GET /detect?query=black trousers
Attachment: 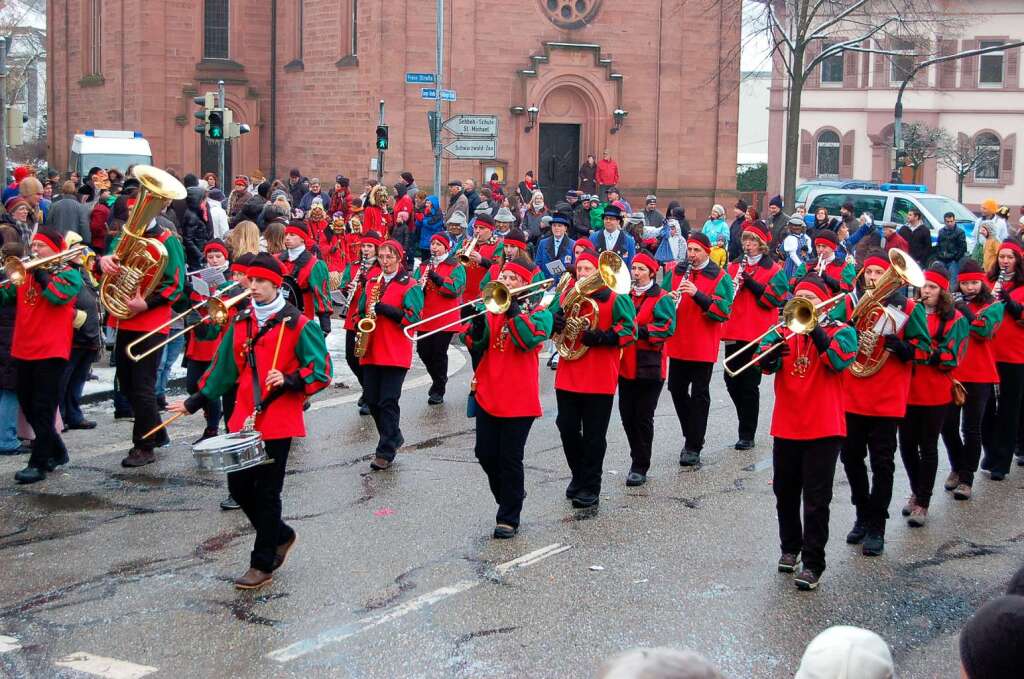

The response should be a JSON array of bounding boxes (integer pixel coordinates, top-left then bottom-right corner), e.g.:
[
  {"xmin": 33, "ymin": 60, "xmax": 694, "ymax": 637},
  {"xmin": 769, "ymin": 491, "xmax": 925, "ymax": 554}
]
[
  {"xmin": 667, "ymin": 359, "xmax": 714, "ymax": 452},
  {"xmin": 222, "ymin": 385, "xmax": 237, "ymax": 428},
  {"xmin": 58, "ymin": 346, "xmax": 97, "ymax": 427},
  {"xmin": 226, "ymin": 438, "xmax": 295, "ymax": 573},
  {"xmin": 344, "ymin": 329, "xmax": 364, "ymax": 388},
  {"xmin": 556, "ymin": 389, "xmax": 614, "ymax": 497},
  {"xmin": 723, "ymin": 341, "xmax": 763, "ymax": 441},
  {"xmin": 772, "ymin": 436, "xmax": 842, "ymax": 574},
  {"xmin": 982, "ymin": 362, "xmax": 1024, "ymax": 475},
  {"xmin": 840, "ymin": 413, "xmax": 898, "ymax": 532},
  {"xmin": 942, "ymin": 382, "xmax": 993, "ymax": 486},
  {"xmin": 363, "ymin": 365, "xmax": 407, "ymax": 461},
  {"xmin": 416, "ymin": 330, "xmax": 453, "ymax": 397},
  {"xmin": 617, "ymin": 377, "xmax": 664, "ymax": 473},
  {"xmin": 115, "ymin": 330, "xmax": 163, "ymax": 451},
  {"xmin": 475, "ymin": 408, "xmax": 534, "ymax": 528},
  {"xmin": 17, "ymin": 358, "xmax": 68, "ymax": 469},
  {"xmin": 899, "ymin": 404, "xmax": 949, "ymax": 508},
  {"xmin": 186, "ymin": 359, "xmax": 222, "ymax": 432}
]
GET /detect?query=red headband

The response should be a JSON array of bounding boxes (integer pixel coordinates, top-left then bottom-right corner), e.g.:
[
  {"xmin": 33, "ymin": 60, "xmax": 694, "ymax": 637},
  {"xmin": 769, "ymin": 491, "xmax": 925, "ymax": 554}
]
[
  {"xmin": 863, "ymin": 255, "xmax": 889, "ymax": 271},
  {"xmin": 633, "ymin": 252, "xmax": 659, "ymax": 274},
  {"xmin": 924, "ymin": 270, "xmax": 950, "ymax": 291},
  {"xmin": 229, "ymin": 262, "xmax": 250, "ymax": 275},
  {"xmin": 360, "ymin": 235, "xmax": 382, "ymax": 247},
  {"xmin": 958, "ymin": 272, "xmax": 987, "ymax": 283},
  {"xmin": 32, "ymin": 232, "xmax": 65, "ymax": 253},
  {"xmin": 576, "ymin": 252, "xmax": 599, "ymax": 269},
  {"xmin": 430, "ymin": 233, "xmax": 450, "ymax": 249},
  {"xmin": 999, "ymin": 240, "xmax": 1023, "ymax": 256},
  {"xmin": 502, "ymin": 261, "xmax": 533, "ymax": 283},
  {"xmin": 233, "ymin": 178, "xmax": 247, "ymax": 187},
  {"xmin": 204, "ymin": 242, "xmax": 229, "ymax": 259},
  {"xmin": 379, "ymin": 239, "xmax": 404, "ymax": 260},
  {"xmin": 795, "ymin": 280, "xmax": 830, "ymax": 301},
  {"xmin": 503, "ymin": 238, "xmax": 527, "ymax": 250},
  {"xmin": 247, "ymin": 266, "xmax": 283, "ymax": 286},
  {"xmin": 743, "ymin": 224, "xmax": 771, "ymax": 244},
  {"xmin": 688, "ymin": 237, "xmax": 711, "ymax": 254},
  {"xmin": 814, "ymin": 235, "xmax": 837, "ymax": 250}
]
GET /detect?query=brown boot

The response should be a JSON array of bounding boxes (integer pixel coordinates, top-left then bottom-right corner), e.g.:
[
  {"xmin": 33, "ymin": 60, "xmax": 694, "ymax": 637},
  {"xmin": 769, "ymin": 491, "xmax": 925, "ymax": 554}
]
[
  {"xmin": 234, "ymin": 568, "xmax": 273, "ymax": 590},
  {"xmin": 370, "ymin": 457, "xmax": 392, "ymax": 471},
  {"xmin": 121, "ymin": 448, "xmax": 156, "ymax": 468},
  {"xmin": 274, "ymin": 533, "xmax": 297, "ymax": 570}
]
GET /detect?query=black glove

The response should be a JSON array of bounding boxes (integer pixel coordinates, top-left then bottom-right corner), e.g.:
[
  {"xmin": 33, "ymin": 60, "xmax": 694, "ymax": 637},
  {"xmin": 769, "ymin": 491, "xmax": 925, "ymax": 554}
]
[
  {"xmin": 927, "ymin": 351, "xmax": 943, "ymax": 367},
  {"xmin": 1004, "ymin": 295, "xmax": 1023, "ymax": 320},
  {"xmin": 470, "ymin": 312, "xmax": 486, "ymax": 335},
  {"xmin": 883, "ymin": 334, "xmax": 914, "ymax": 362},
  {"xmin": 428, "ymin": 271, "xmax": 445, "ymax": 287},
  {"xmin": 505, "ymin": 297, "xmax": 521, "ymax": 317},
  {"xmin": 374, "ymin": 303, "xmax": 404, "ymax": 323},
  {"xmin": 478, "ymin": 257, "xmax": 492, "ymax": 269},
  {"xmin": 691, "ymin": 290, "xmax": 712, "ymax": 312},
  {"xmin": 809, "ymin": 325, "xmax": 831, "ymax": 354},
  {"xmin": 821, "ymin": 274, "xmax": 841, "ymax": 292},
  {"xmin": 674, "ymin": 261, "xmax": 688, "ymax": 276},
  {"xmin": 776, "ymin": 341, "xmax": 791, "ymax": 358},
  {"xmin": 998, "ymin": 286, "xmax": 1011, "ymax": 302},
  {"xmin": 282, "ymin": 371, "xmax": 305, "ymax": 392},
  {"xmin": 637, "ymin": 326, "xmax": 650, "ymax": 341},
  {"xmin": 32, "ymin": 268, "xmax": 51, "ymax": 287},
  {"xmin": 955, "ymin": 301, "xmax": 977, "ymax": 323},
  {"xmin": 552, "ymin": 311, "xmax": 566, "ymax": 334},
  {"xmin": 318, "ymin": 313, "xmax": 332, "ymax": 336},
  {"xmin": 744, "ymin": 278, "xmax": 766, "ymax": 298},
  {"xmin": 581, "ymin": 328, "xmax": 617, "ymax": 347}
]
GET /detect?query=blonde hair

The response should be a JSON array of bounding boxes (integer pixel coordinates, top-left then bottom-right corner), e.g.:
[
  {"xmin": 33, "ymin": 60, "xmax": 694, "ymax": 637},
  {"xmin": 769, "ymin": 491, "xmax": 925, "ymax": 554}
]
[
  {"xmin": 226, "ymin": 220, "xmax": 260, "ymax": 257},
  {"xmin": 263, "ymin": 222, "xmax": 286, "ymax": 255}
]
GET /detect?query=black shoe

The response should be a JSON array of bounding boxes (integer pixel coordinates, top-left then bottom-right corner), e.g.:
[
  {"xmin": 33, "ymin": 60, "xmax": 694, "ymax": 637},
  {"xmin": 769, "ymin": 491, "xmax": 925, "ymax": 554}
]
[
  {"xmin": 862, "ymin": 532, "xmax": 885, "ymax": 556},
  {"xmin": 358, "ymin": 403, "xmax": 370, "ymax": 416},
  {"xmin": 67, "ymin": 420, "xmax": 97, "ymax": 430},
  {"xmin": 565, "ymin": 482, "xmax": 581, "ymax": 499},
  {"xmin": 220, "ymin": 496, "xmax": 241, "ymax": 511},
  {"xmin": 357, "ymin": 396, "xmax": 366, "ymax": 408},
  {"xmin": 571, "ymin": 492, "xmax": 599, "ymax": 509},
  {"xmin": 45, "ymin": 453, "xmax": 70, "ymax": 472},
  {"xmin": 794, "ymin": 568, "xmax": 821, "ymax": 591},
  {"xmin": 678, "ymin": 449, "xmax": 700, "ymax": 467},
  {"xmin": 846, "ymin": 521, "xmax": 867, "ymax": 545},
  {"xmin": 193, "ymin": 428, "xmax": 218, "ymax": 445},
  {"xmin": 777, "ymin": 553, "xmax": 800, "ymax": 573},
  {"xmin": 114, "ymin": 410, "xmax": 134, "ymax": 421},
  {"xmin": 427, "ymin": 393, "xmax": 444, "ymax": 405},
  {"xmin": 370, "ymin": 457, "xmax": 392, "ymax": 471},
  {"xmin": 493, "ymin": 524, "xmax": 518, "ymax": 539},
  {"xmin": 990, "ymin": 471, "xmax": 1006, "ymax": 481},
  {"xmin": 14, "ymin": 465, "xmax": 45, "ymax": 484},
  {"xmin": 734, "ymin": 439, "xmax": 755, "ymax": 451},
  {"xmin": 625, "ymin": 471, "xmax": 647, "ymax": 487},
  {"xmin": 980, "ymin": 456, "xmax": 992, "ymax": 471}
]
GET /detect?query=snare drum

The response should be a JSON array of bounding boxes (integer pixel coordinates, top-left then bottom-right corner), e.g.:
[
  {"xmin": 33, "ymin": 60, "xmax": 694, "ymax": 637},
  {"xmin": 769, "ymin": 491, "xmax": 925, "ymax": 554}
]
[{"xmin": 192, "ymin": 431, "xmax": 268, "ymax": 473}]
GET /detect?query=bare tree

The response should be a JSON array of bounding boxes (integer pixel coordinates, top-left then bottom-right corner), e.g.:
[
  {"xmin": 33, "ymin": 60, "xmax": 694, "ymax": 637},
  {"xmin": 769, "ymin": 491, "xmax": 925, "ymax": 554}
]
[
  {"xmin": 900, "ymin": 121, "xmax": 949, "ymax": 183},
  {"xmin": 938, "ymin": 134, "xmax": 999, "ymax": 204}
]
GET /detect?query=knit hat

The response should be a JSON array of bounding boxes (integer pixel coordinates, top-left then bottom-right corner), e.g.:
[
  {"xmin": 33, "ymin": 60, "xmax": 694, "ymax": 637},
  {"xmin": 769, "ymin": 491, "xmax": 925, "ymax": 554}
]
[
  {"xmin": 429, "ymin": 232, "xmax": 451, "ymax": 249},
  {"xmin": 959, "ymin": 595, "xmax": 1024, "ymax": 679},
  {"xmin": 575, "ymin": 238, "xmax": 597, "ymax": 254},
  {"xmin": 503, "ymin": 229, "xmax": 528, "ymax": 251},
  {"xmin": 768, "ymin": 195, "xmax": 783, "ymax": 209},
  {"xmin": 285, "ymin": 219, "xmax": 312, "ymax": 245},
  {"xmin": 494, "ymin": 207, "xmax": 516, "ymax": 223},
  {"xmin": 576, "ymin": 251, "xmax": 599, "ymax": 270},
  {"xmin": 814, "ymin": 230, "xmax": 839, "ymax": 249},
  {"xmin": 271, "ymin": 189, "xmax": 290, "ymax": 203},
  {"xmin": 32, "ymin": 228, "xmax": 66, "ymax": 253},
  {"xmin": 645, "ymin": 194, "xmax": 658, "ymax": 204},
  {"xmin": 602, "ymin": 204, "xmax": 625, "ymax": 221},
  {"xmin": 12, "ymin": 166, "xmax": 30, "ymax": 183},
  {"xmin": 735, "ymin": 199, "xmax": 749, "ymax": 211},
  {"xmin": 711, "ymin": 204, "xmax": 725, "ymax": 217},
  {"xmin": 360, "ymin": 230, "xmax": 382, "ymax": 247},
  {"xmin": 209, "ymin": 188, "xmax": 226, "ymax": 202},
  {"xmin": 633, "ymin": 252, "xmax": 659, "ymax": 274},
  {"xmin": 379, "ymin": 238, "xmax": 404, "ymax": 260},
  {"xmin": 795, "ymin": 275, "xmax": 831, "ymax": 302},
  {"xmin": 924, "ymin": 262, "xmax": 951, "ymax": 291},
  {"xmin": 4, "ymin": 197, "xmax": 29, "ymax": 215},
  {"xmin": 688, "ymin": 232, "xmax": 712, "ymax": 254},
  {"xmin": 204, "ymin": 239, "xmax": 229, "ymax": 259},
  {"xmin": 795, "ymin": 626, "xmax": 895, "ymax": 679},
  {"xmin": 247, "ymin": 253, "xmax": 284, "ymax": 286},
  {"xmin": 743, "ymin": 221, "xmax": 771, "ymax": 244},
  {"xmin": 958, "ymin": 258, "xmax": 987, "ymax": 283},
  {"xmin": 257, "ymin": 182, "xmax": 271, "ymax": 199},
  {"xmin": 981, "ymin": 198, "xmax": 999, "ymax": 213},
  {"xmin": 446, "ymin": 211, "xmax": 467, "ymax": 226}
]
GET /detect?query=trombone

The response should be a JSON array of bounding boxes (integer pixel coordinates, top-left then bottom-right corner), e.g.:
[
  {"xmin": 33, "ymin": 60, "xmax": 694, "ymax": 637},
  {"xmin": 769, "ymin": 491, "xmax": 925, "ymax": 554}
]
[
  {"xmin": 722, "ymin": 293, "xmax": 846, "ymax": 377},
  {"xmin": 1, "ymin": 245, "xmax": 91, "ymax": 286},
  {"xmin": 402, "ymin": 278, "xmax": 553, "ymax": 340},
  {"xmin": 125, "ymin": 282, "xmax": 251, "ymax": 361}
]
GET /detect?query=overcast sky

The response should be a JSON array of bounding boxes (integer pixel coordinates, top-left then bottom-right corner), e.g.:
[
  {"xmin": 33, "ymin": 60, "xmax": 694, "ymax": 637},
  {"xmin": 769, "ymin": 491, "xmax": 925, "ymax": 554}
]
[{"xmin": 742, "ymin": 0, "xmax": 773, "ymax": 72}]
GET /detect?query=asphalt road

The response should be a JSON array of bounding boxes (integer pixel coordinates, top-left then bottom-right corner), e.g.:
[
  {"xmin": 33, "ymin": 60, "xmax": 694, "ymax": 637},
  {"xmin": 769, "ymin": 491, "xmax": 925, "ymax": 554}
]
[{"xmin": 0, "ymin": 344, "xmax": 1022, "ymax": 679}]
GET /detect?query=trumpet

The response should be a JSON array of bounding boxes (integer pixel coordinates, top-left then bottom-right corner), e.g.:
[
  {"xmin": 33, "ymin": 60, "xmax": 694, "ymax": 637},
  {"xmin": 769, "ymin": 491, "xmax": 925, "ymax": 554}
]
[
  {"xmin": 125, "ymin": 282, "xmax": 250, "ymax": 361},
  {"xmin": 722, "ymin": 293, "xmax": 846, "ymax": 377},
  {"xmin": 458, "ymin": 236, "xmax": 479, "ymax": 265},
  {"xmin": 1, "ymin": 245, "xmax": 91, "ymax": 286},
  {"xmin": 403, "ymin": 278, "xmax": 553, "ymax": 340}
]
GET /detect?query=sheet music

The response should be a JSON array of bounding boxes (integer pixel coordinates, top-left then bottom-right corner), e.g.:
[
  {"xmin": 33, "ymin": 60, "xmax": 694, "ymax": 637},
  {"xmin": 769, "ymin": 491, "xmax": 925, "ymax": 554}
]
[
  {"xmin": 190, "ymin": 266, "xmax": 227, "ymax": 298},
  {"xmin": 872, "ymin": 304, "xmax": 909, "ymax": 335},
  {"xmin": 545, "ymin": 260, "xmax": 567, "ymax": 277}
]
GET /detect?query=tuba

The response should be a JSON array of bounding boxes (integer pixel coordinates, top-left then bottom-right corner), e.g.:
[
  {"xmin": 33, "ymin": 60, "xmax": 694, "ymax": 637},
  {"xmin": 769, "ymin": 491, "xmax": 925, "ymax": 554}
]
[
  {"xmin": 556, "ymin": 250, "xmax": 630, "ymax": 361},
  {"xmin": 99, "ymin": 165, "xmax": 187, "ymax": 319},
  {"xmin": 847, "ymin": 248, "xmax": 925, "ymax": 378}
]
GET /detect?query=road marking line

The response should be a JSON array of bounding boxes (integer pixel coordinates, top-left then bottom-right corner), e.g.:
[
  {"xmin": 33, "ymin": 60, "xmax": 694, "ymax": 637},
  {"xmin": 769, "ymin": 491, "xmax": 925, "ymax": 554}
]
[
  {"xmin": 268, "ymin": 542, "xmax": 571, "ymax": 663},
  {"xmin": 54, "ymin": 653, "xmax": 157, "ymax": 679},
  {"xmin": 0, "ymin": 635, "xmax": 20, "ymax": 653}
]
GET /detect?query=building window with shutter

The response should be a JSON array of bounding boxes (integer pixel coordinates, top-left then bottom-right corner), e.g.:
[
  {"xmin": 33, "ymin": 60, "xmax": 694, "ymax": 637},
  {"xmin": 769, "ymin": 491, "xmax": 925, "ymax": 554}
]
[
  {"xmin": 816, "ymin": 131, "xmax": 841, "ymax": 178},
  {"xmin": 974, "ymin": 132, "xmax": 1001, "ymax": 181},
  {"xmin": 821, "ymin": 44, "xmax": 844, "ymax": 85},
  {"xmin": 979, "ymin": 40, "xmax": 1005, "ymax": 86},
  {"xmin": 204, "ymin": 0, "xmax": 230, "ymax": 60},
  {"xmin": 890, "ymin": 38, "xmax": 915, "ymax": 83}
]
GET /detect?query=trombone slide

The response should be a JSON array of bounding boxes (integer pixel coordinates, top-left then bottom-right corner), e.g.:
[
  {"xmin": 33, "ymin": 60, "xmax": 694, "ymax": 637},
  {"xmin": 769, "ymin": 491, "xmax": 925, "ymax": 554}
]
[
  {"xmin": 402, "ymin": 278, "xmax": 553, "ymax": 340},
  {"xmin": 125, "ymin": 281, "xmax": 244, "ymax": 362}
]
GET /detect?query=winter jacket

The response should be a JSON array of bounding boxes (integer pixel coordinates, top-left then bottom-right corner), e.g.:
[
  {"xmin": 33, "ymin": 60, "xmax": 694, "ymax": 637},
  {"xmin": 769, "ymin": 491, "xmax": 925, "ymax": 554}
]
[
  {"xmin": 417, "ymin": 195, "xmax": 445, "ymax": 250},
  {"xmin": 702, "ymin": 218, "xmax": 730, "ymax": 248},
  {"xmin": 89, "ymin": 202, "xmax": 111, "ymax": 251},
  {"xmin": 522, "ymin": 207, "xmax": 548, "ymax": 244},
  {"xmin": 767, "ymin": 211, "xmax": 791, "ymax": 256},
  {"xmin": 728, "ymin": 217, "xmax": 746, "ymax": 261},
  {"xmin": 179, "ymin": 187, "xmax": 213, "ymax": 269},
  {"xmin": 579, "ymin": 162, "xmax": 597, "ymax": 194},
  {"xmin": 898, "ymin": 223, "xmax": 933, "ymax": 267},
  {"xmin": 517, "ymin": 181, "xmax": 537, "ymax": 205},
  {"xmin": 298, "ymin": 190, "xmax": 331, "ymax": 214},
  {"xmin": 230, "ymin": 193, "xmax": 267, "ymax": 228},
  {"xmin": 935, "ymin": 225, "xmax": 967, "ymax": 263},
  {"xmin": 208, "ymin": 199, "xmax": 229, "ymax": 239},
  {"xmin": 46, "ymin": 195, "xmax": 91, "ymax": 242},
  {"xmin": 445, "ymin": 191, "xmax": 469, "ymax": 224},
  {"xmin": 596, "ymin": 159, "xmax": 619, "ymax": 186},
  {"xmin": 286, "ymin": 178, "xmax": 308, "ymax": 206},
  {"xmin": 464, "ymin": 189, "xmax": 481, "ymax": 216},
  {"xmin": 72, "ymin": 275, "xmax": 102, "ymax": 351}
]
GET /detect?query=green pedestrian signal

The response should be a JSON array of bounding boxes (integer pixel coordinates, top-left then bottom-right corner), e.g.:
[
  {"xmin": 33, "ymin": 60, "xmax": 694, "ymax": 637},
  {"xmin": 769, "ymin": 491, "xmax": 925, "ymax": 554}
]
[
  {"xmin": 208, "ymin": 110, "xmax": 224, "ymax": 139},
  {"xmin": 375, "ymin": 125, "xmax": 389, "ymax": 151}
]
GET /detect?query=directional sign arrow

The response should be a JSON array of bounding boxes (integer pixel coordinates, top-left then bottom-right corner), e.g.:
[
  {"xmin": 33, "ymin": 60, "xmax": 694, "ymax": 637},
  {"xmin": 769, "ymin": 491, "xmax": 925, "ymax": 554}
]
[
  {"xmin": 442, "ymin": 115, "xmax": 498, "ymax": 137},
  {"xmin": 443, "ymin": 137, "xmax": 497, "ymax": 159}
]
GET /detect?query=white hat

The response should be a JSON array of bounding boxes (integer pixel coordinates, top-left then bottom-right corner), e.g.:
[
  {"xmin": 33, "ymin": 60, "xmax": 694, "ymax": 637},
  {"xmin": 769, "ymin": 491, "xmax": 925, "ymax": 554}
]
[
  {"xmin": 446, "ymin": 211, "xmax": 467, "ymax": 226},
  {"xmin": 795, "ymin": 626, "xmax": 894, "ymax": 679},
  {"xmin": 494, "ymin": 207, "xmax": 516, "ymax": 223}
]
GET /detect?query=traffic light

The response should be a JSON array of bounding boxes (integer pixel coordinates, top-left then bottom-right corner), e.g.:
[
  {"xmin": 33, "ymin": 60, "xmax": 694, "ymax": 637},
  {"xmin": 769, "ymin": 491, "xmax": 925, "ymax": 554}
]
[
  {"xmin": 193, "ymin": 93, "xmax": 214, "ymax": 135},
  {"xmin": 207, "ymin": 109, "xmax": 224, "ymax": 140},
  {"xmin": 375, "ymin": 125, "xmax": 389, "ymax": 151}
]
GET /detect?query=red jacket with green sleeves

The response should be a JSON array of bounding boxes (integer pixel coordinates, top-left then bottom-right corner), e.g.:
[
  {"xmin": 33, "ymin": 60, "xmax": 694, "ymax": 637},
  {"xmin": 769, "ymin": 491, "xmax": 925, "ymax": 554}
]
[
  {"xmin": 0, "ymin": 265, "xmax": 82, "ymax": 360},
  {"xmin": 191, "ymin": 303, "xmax": 332, "ymax": 440},
  {"xmin": 760, "ymin": 321, "xmax": 858, "ymax": 440},
  {"xmin": 838, "ymin": 293, "xmax": 930, "ymax": 418},
  {"xmin": 791, "ymin": 257, "xmax": 856, "ymax": 294},
  {"xmin": 340, "ymin": 260, "xmax": 381, "ymax": 331},
  {"xmin": 413, "ymin": 257, "xmax": 466, "ymax": 333},
  {"xmin": 619, "ymin": 286, "xmax": 675, "ymax": 381},
  {"xmin": 107, "ymin": 226, "xmax": 186, "ymax": 334},
  {"xmin": 316, "ymin": 230, "xmax": 348, "ymax": 273},
  {"xmin": 722, "ymin": 256, "xmax": 788, "ymax": 343},
  {"xmin": 991, "ymin": 281, "xmax": 1024, "ymax": 364},
  {"xmin": 276, "ymin": 249, "xmax": 332, "ymax": 320},
  {"xmin": 908, "ymin": 309, "xmax": 968, "ymax": 406},
  {"xmin": 463, "ymin": 238, "xmax": 503, "ymax": 299},
  {"xmin": 463, "ymin": 306, "xmax": 553, "ymax": 418},
  {"xmin": 555, "ymin": 287, "xmax": 636, "ymax": 395},
  {"xmin": 954, "ymin": 299, "xmax": 1003, "ymax": 383},
  {"xmin": 661, "ymin": 260, "xmax": 734, "ymax": 363},
  {"xmin": 356, "ymin": 271, "xmax": 424, "ymax": 369}
]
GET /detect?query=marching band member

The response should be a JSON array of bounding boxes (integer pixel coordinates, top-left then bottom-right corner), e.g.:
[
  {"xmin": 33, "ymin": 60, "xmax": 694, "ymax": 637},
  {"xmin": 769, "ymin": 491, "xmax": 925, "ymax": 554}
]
[
  {"xmin": 169, "ymin": 254, "xmax": 332, "ymax": 590},
  {"xmin": 553, "ymin": 251, "xmax": 636, "ymax": 508},
  {"xmin": 790, "ymin": 230, "xmax": 855, "ymax": 295},
  {"xmin": 837, "ymin": 250, "xmax": 930, "ymax": 556},
  {"xmin": 276, "ymin": 219, "xmax": 332, "ymax": 335},
  {"xmin": 462, "ymin": 259, "xmax": 553, "ymax": 538},
  {"xmin": 100, "ymin": 214, "xmax": 186, "ymax": 468},
  {"xmin": 0, "ymin": 229, "xmax": 83, "ymax": 484},
  {"xmin": 760, "ymin": 275, "xmax": 857, "ymax": 591},
  {"xmin": 618, "ymin": 252, "xmax": 675, "ymax": 486},
  {"xmin": 661, "ymin": 232, "xmax": 734, "ymax": 467},
  {"xmin": 413, "ymin": 233, "xmax": 466, "ymax": 404},
  {"xmin": 356, "ymin": 239, "xmax": 424, "ymax": 471},
  {"xmin": 339, "ymin": 230, "xmax": 382, "ymax": 415},
  {"xmin": 899, "ymin": 263, "xmax": 967, "ymax": 527},
  {"xmin": 721, "ymin": 222, "xmax": 788, "ymax": 450},
  {"xmin": 981, "ymin": 239, "xmax": 1024, "ymax": 480},
  {"xmin": 941, "ymin": 258, "xmax": 1003, "ymax": 500},
  {"xmin": 315, "ymin": 210, "xmax": 349, "ymax": 274}
]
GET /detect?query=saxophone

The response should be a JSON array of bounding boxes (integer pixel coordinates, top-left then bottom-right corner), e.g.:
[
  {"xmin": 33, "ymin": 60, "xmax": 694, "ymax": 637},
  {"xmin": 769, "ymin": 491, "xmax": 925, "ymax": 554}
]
[{"xmin": 353, "ymin": 274, "xmax": 382, "ymax": 358}]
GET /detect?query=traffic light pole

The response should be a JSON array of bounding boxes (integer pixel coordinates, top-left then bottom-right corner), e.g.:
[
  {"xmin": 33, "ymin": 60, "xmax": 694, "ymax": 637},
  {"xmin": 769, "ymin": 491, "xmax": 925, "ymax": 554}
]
[
  {"xmin": 0, "ymin": 38, "xmax": 8, "ymax": 185},
  {"xmin": 377, "ymin": 100, "xmax": 385, "ymax": 183},
  {"xmin": 433, "ymin": 0, "xmax": 444, "ymax": 197},
  {"xmin": 217, "ymin": 80, "xmax": 226, "ymax": 191}
]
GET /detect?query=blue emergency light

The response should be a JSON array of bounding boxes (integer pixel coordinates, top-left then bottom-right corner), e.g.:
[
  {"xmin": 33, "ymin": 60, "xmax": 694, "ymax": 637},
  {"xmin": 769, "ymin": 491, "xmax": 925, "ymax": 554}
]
[{"xmin": 880, "ymin": 183, "xmax": 928, "ymax": 193}]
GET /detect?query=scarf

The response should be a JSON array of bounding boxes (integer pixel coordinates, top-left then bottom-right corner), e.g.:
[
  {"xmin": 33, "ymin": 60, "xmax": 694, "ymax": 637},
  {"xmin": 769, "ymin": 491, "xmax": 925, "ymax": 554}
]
[
  {"xmin": 286, "ymin": 244, "xmax": 306, "ymax": 261},
  {"xmin": 633, "ymin": 280, "xmax": 654, "ymax": 295},
  {"xmin": 254, "ymin": 292, "xmax": 286, "ymax": 328}
]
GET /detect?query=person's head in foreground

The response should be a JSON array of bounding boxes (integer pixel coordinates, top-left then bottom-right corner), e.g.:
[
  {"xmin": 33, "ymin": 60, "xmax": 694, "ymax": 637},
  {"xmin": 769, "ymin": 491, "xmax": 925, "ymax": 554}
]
[
  {"xmin": 795, "ymin": 626, "xmax": 894, "ymax": 679},
  {"xmin": 959, "ymin": 594, "xmax": 1024, "ymax": 678},
  {"xmin": 598, "ymin": 647, "xmax": 724, "ymax": 679}
]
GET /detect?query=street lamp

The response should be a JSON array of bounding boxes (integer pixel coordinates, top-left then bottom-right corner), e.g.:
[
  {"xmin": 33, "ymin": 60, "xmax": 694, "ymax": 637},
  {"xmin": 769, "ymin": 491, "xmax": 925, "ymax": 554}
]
[
  {"xmin": 525, "ymin": 105, "xmax": 539, "ymax": 133},
  {"xmin": 611, "ymin": 108, "xmax": 629, "ymax": 134}
]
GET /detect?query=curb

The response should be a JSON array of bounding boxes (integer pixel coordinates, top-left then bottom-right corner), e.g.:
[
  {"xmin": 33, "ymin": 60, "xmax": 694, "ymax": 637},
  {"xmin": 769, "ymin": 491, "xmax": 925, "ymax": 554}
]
[{"xmin": 81, "ymin": 376, "xmax": 188, "ymax": 406}]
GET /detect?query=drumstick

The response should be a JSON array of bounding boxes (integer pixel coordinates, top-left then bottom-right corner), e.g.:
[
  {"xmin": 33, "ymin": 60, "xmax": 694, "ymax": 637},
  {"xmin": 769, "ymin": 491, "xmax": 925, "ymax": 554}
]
[
  {"xmin": 142, "ymin": 411, "xmax": 186, "ymax": 440},
  {"xmin": 270, "ymin": 316, "xmax": 291, "ymax": 372}
]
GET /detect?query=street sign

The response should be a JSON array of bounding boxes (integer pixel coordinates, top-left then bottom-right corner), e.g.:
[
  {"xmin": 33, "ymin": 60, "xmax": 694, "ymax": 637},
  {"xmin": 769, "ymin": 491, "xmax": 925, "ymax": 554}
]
[
  {"xmin": 420, "ymin": 88, "xmax": 457, "ymax": 101},
  {"xmin": 440, "ymin": 89, "xmax": 457, "ymax": 101},
  {"xmin": 405, "ymin": 72, "xmax": 436, "ymax": 84},
  {"xmin": 442, "ymin": 114, "xmax": 498, "ymax": 137},
  {"xmin": 443, "ymin": 138, "xmax": 497, "ymax": 159}
]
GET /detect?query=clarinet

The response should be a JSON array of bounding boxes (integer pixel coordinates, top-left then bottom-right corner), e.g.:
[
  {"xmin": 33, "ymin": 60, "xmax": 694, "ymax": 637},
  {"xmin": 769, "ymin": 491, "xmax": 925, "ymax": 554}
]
[
  {"xmin": 672, "ymin": 261, "xmax": 692, "ymax": 309},
  {"xmin": 338, "ymin": 259, "xmax": 369, "ymax": 318},
  {"xmin": 994, "ymin": 266, "xmax": 1010, "ymax": 297},
  {"xmin": 733, "ymin": 257, "xmax": 749, "ymax": 290}
]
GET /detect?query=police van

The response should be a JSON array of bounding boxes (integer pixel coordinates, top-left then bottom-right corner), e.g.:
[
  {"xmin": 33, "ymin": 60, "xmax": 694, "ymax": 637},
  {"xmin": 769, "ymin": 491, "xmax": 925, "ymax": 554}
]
[
  {"xmin": 69, "ymin": 130, "xmax": 153, "ymax": 178},
  {"xmin": 802, "ymin": 183, "xmax": 977, "ymax": 241}
]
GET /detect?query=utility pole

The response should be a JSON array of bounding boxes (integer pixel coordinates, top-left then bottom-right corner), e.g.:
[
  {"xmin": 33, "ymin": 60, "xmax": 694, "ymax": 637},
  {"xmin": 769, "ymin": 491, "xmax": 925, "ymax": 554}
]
[
  {"xmin": 377, "ymin": 99, "xmax": 385, "ymax": 183},
  {"xmin": 218, "ymin": 80, "xmax": 226, "ymax": 190},
  {"xmin": 433, "ymin": 0, "xmax": 444, "ymax": 197},
  {"xmin": 0, "ymin": 37, "xmax": 8, "ymax": 184}
]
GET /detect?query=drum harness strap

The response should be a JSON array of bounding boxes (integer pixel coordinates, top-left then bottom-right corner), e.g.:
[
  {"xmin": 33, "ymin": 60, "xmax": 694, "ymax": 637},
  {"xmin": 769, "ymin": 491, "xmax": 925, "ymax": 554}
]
[{"xmin": 244, "ymin": 312, "xmax": 290, "ymax": 422}]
